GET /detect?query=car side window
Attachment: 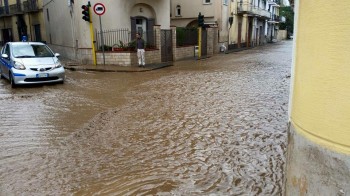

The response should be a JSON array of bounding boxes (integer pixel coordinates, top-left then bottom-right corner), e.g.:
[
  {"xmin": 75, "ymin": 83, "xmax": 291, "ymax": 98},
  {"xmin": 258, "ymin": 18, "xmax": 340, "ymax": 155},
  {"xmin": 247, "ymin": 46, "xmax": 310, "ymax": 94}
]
[
  {"xmin": 0, "ymin": 44, "xmax": 7, "ymax": 55},
  {"xmin": 5, "ymin": 45, "xmax": 10, "ymax": 56}
]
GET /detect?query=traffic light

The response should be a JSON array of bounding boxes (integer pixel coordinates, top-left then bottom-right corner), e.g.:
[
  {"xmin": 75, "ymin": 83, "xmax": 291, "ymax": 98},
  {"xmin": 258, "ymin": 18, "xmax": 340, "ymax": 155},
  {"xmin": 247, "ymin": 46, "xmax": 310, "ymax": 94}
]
[
  {"xmin": 198, "ymin": 12, "xmax": 204, "ymax": 28},
  {"xmin": 81, "ymin": 4, "xmax": 90, "ymax": 22}
]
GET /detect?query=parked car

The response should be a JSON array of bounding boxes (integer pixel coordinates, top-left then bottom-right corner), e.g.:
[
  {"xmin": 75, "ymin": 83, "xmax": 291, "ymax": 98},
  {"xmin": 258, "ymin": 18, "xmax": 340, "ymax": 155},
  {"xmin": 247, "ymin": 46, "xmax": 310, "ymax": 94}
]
[{"xmin": 0, "ymin": 42, "xmax": 65, "ymax": 88}]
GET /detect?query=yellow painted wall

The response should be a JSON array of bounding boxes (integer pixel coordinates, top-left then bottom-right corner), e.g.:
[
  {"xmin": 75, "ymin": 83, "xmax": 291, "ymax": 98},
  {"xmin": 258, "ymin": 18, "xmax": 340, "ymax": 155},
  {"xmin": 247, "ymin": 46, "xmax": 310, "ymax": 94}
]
[{"xmin": 291, "ymin": 0, "xmax": 350, "ymax": 154}]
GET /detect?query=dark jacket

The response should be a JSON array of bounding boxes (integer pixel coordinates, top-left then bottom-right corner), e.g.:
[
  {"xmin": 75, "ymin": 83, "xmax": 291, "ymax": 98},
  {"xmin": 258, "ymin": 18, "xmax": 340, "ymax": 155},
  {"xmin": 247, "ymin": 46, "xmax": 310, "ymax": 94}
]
[{"xmin": 136, "ymin": 38, "xmax": 145, "ymax": 50}]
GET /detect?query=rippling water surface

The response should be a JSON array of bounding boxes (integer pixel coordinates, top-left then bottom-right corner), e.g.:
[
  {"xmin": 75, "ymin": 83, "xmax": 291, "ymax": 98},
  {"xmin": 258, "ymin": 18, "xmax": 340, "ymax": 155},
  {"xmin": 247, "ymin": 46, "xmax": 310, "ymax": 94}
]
[{"xmin": 0, "ymin": 41, "xmax": 292, "ymax": 195}]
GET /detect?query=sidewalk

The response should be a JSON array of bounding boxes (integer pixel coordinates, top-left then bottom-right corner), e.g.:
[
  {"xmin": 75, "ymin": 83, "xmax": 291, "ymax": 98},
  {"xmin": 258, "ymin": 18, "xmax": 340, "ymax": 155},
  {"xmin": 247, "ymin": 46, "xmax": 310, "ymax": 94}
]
[{"xmin": 62, "ymin": 59, "xmax": 173, "ymax": 72}]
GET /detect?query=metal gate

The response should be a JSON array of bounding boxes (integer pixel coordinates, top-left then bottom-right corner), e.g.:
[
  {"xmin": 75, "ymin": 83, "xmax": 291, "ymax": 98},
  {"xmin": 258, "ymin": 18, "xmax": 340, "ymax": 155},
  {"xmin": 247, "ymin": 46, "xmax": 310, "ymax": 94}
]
[
  {"xmin": 201, "ymin": 29, "xmax": 207, "ymax": 56},
  {"xmin": 161, "ymin": 30, "xmax": 173, "ymax": 62}
]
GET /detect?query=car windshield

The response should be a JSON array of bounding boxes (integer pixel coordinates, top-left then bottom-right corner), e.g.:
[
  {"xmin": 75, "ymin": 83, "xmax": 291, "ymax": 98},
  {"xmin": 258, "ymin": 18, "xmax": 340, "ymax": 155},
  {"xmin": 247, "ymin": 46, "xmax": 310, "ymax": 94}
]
[{"xmin": 12, "ymin": 44, "xmax": 54, "ymax": 58}]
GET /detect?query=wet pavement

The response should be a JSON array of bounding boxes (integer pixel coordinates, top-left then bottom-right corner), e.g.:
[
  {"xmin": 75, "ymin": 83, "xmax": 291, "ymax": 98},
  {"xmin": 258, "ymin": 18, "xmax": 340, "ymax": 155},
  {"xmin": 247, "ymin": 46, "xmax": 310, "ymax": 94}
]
[{"xmin": 0, "ymin": 41, "xmax": 292, "ymax": 195}]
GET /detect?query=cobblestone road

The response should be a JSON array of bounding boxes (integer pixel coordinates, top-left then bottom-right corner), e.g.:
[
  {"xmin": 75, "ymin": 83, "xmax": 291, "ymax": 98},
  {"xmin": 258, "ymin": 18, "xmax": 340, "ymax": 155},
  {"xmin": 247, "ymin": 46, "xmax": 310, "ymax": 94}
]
[{"xmin": 0, "ymin": 41, "xmax": 292, "ymax": 195}]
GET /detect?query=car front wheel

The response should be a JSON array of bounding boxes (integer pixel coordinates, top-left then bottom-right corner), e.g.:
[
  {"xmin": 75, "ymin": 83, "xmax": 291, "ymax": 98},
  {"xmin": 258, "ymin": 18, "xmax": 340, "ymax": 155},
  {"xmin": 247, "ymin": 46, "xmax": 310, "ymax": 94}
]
[{"xmin": 9, "ymin": 72, "xmax": 16, "ymax": 88}]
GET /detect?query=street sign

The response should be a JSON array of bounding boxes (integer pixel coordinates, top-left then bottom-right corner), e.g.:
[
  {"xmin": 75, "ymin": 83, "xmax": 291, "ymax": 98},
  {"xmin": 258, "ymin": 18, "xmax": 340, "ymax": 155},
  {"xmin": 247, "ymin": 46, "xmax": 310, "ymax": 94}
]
[{"xmin": 93, "ymin": 3, "xmax": 105, "ymax": 15}]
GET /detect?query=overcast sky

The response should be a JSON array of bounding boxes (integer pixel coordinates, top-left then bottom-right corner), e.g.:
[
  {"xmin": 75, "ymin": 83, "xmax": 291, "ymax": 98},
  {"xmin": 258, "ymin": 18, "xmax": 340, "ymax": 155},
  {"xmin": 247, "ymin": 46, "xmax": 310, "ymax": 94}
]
[{"xmin": 283, "ymin": 0, "xmax": 290, "ymax": 6}]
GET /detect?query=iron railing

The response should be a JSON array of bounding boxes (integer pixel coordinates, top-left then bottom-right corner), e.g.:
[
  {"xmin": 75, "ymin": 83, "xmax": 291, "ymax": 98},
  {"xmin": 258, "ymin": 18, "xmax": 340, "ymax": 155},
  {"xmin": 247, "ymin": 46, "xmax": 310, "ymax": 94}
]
[
  {"xmin": 0, "ymin": 0, "xmax": 39, "ymax": 16},
  {"xmin": 9, "ymin": 4, "xmax": 22, "ymax": 14},
  {"xmin": 176, "ymin": 27, "xmax": 198, "ymax": 47},
  {"xmin": 0, "ymin": 7, "xmax": 7, "ymax": 16},
  {"xmin": 237, "ymin": 1, "xmax": 271, "ymax": 18},
  {"xmin": 95, "ymin": 28, "xmax": 157, "ymax": 51},
  {"xmin": 23, "ymin": 0, "xmax": 40, "ymax": 12}
]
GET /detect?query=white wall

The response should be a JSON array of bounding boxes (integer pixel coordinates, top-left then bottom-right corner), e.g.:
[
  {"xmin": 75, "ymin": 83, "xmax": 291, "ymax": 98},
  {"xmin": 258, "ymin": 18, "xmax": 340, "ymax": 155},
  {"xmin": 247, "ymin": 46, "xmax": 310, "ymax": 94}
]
[{"xmin": 43, "ymin": 0, "xmax": 170, "ymax": 60}]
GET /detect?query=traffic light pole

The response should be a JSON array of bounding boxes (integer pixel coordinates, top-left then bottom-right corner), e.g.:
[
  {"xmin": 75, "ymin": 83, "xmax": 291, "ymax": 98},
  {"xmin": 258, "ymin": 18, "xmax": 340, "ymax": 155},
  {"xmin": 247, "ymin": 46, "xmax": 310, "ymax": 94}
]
[
  {"xmin": 198, "ymin": 27, "xmax": 202, "ymax": 60},
  {"xmin": 89, "ymin": 19, "xmax": 97, "ymax": 65},
  {"xmin": 99, "ymin": 15, "xmax": 105, "ymax": 65},
  {"xmin": 82, "ymin": 2, "xmax": 96, "ymax": 65}
]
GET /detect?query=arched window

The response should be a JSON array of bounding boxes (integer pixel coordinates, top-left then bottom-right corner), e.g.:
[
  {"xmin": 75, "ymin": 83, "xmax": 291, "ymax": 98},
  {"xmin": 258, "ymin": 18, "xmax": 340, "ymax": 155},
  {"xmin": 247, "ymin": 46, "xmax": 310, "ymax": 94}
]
[{"xmin": 176, "ymin": 5, "xmax": 181, "ymax": 16}]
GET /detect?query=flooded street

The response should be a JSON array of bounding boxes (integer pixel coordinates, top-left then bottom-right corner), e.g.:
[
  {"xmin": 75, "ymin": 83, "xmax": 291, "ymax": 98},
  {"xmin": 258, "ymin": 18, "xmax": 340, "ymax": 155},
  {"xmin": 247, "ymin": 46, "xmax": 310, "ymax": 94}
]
[{"xmin": 0, "ymin": 41, "xmax": 292, "ymax": 195}]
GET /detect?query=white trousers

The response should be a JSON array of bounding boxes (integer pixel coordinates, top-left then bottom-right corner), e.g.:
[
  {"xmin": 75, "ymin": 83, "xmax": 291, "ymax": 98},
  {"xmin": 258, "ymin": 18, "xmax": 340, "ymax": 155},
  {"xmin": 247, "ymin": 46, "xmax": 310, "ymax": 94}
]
[{"xmin": 137, "ymin": 49, "xmax": 145, "ymax": 65}]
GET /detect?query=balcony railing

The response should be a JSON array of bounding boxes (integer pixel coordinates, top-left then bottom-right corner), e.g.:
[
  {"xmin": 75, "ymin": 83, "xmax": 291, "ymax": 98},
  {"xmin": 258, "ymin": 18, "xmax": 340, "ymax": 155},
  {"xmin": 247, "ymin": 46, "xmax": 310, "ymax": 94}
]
[
  {"xmin": 23, "ymin": 0, "xmax": 40, "ymax": 12},
  {"xmin": 237, "ymin": 1, "xmax": 271, "ymax": 19},
  {"xmin": 237, "ymin": 2, "xmax": 252, "ymax": 13},
  {"xmin": 0, "ymin": 6, "xmax": 8, "ymax": 16},
  {"xmin": 252, "ymin": 7, "xmax": 271, "ymax": 18},
  {"xmin": 9, "ymin": 4, "xmax": 22, "ymax": 14},
  {"xmin": 268, "ymin": 14, "xmax": 280, "ymax": 23},
  {"xmin": 0, "ymin": 0, "xmax": 40, "ymax": 16}
]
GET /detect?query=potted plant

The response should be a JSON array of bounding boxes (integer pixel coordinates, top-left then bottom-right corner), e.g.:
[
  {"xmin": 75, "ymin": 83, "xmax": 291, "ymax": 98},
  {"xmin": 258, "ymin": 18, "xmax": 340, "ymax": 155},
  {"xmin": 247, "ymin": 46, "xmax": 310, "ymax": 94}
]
[{"xmin": 112, "ymin": 40, "xmax": 127, "ymax": 51}]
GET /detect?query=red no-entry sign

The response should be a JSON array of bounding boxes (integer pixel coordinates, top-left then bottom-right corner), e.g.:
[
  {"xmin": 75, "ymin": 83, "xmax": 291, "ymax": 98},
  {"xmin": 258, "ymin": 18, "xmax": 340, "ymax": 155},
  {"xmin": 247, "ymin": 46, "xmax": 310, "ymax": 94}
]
[{"xmin": 93, "ymin": 3, "xmax": 105, "ymax": 15}]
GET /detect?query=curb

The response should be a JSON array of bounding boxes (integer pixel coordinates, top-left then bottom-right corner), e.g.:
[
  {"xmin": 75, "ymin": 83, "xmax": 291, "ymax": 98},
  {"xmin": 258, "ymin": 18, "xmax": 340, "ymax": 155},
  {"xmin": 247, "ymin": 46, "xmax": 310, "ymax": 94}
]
[{"xmin": 64, "ymin": 63, "xmax": 173, "ymax": 73}]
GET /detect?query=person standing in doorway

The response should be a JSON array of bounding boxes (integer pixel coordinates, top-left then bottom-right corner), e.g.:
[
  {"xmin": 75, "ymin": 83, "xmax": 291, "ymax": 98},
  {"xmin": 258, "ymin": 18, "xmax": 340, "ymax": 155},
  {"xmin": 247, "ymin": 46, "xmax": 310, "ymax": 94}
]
[{"xmin": 136, "ymin": 32, "xmax": 146, "ymax": 67}]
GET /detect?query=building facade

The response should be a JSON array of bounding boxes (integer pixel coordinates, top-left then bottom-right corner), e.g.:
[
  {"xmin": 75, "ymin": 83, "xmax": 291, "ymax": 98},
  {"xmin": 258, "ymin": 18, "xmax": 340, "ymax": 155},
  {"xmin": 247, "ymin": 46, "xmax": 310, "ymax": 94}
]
[
  {"xmin": 43, "ymin": 0, "xmax": 170, "ymax": 64},
  {"xmin": 286, "ymin": 0, "xmax": 350, "ymax": 194},
  {"xmin": 170, "ymin": 0, "xmax": 231, "ymax": 45},
  {"xmin": 0, "ymin": 0, "xmax": 45, "ymax": 45},
  {"xmin": 229, "ymin": 0, "xmax": 280, "ymax": 50},
  {"xmin": 171, "ymin": 0, "xmax": 281, "ymax": 52}
]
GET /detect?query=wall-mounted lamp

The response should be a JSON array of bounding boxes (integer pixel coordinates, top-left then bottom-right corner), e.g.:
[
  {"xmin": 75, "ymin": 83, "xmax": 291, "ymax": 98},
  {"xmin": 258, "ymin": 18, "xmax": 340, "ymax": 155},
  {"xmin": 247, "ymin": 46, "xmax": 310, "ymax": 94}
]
[
  {"xmin": 229, "ymin": 14, "xmax": 234, "ymax": 28},
  {"xmin": 140, "ymin": 7, "xmax": 143, "ymax": 12}
]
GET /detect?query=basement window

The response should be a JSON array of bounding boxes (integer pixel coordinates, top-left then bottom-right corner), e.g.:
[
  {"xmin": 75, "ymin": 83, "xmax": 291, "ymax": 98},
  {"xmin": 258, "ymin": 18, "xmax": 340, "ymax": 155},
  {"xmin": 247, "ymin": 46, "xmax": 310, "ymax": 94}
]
[
  {"xmin": 176, "ymin": 5, "xmax": 181, "ymax": 16},
  {"xmin": 203, "ymin": 0, "xmax": 212, "ymax": 5}
]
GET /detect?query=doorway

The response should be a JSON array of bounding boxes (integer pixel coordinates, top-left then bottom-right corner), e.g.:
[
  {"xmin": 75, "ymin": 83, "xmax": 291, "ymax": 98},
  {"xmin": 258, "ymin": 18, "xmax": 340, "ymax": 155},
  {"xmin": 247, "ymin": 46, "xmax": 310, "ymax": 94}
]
[
  {"xmin": 238, "ymin": 23, "xmax": 242, "ymax": 48},
  {"xmin": 2, "ymin": 28, "xmax": 12, "ymax": 44},
  {"xmin": 256, "ymin": 27, "xmax": 259, "ymax": 46},
  {"xmin": 136, "ymin": 18, "xmax": 147, "ymax": 41},
  {"xmin": 34, "ymin": 24, "xmax": 42, "ymax": 42},
  {"xmin": 248, "ymin": 22, "xmax": 252, "ymax": 47},
  {"xmin": 161, "ymin": 30, "xmax": 173, "ymax": 62}
]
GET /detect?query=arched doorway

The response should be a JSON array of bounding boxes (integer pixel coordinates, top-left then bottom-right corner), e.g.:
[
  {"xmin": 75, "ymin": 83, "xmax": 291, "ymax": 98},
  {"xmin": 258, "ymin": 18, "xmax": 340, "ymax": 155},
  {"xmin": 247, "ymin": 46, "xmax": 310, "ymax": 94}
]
[
  {"xmin": 130, "ymin": 4, "xmax": 156, "ymax": 45},
  {"xmin": 186, "ymin": 20, "xmax": 198, "ymax": 28}
]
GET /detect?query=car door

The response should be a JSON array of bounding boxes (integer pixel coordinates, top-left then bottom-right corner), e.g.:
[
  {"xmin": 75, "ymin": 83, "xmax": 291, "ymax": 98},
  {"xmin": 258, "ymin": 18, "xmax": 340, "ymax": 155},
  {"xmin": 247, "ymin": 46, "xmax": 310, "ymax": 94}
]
[
  {"xmin": 0, "ymin": 45, "xmax": 5, "ymax": 77},
  {"xmin": 0, "ymin": 44, "xmax": 11, "ymax": 79}
]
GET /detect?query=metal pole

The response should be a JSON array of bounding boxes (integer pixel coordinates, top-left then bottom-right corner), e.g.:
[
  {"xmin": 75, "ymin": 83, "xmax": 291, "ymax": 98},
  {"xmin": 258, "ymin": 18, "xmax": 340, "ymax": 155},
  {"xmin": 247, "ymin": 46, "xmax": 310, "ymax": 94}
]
[
  {"xmin": 88, "ymin": 1, "xmax": 96, "ymax": 65},
  {"xmin": 198, "ymin": 27, "xmax": 202, "ymax": 60},
  {"xmin": 99, "ymin": 15, "xmax": 105, "ymax": 65}
]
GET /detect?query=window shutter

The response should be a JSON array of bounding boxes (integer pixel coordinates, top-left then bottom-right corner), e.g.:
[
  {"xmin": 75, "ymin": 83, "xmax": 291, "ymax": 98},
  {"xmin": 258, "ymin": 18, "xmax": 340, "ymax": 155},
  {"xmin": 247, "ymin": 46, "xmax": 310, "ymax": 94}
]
[
  {"xmin": 147, "ymin": 18, "xmax": 155, "ymax": 48},
  {"xmin": 131, "ymin": 17, "xmax": 136, "ymax": 40}
]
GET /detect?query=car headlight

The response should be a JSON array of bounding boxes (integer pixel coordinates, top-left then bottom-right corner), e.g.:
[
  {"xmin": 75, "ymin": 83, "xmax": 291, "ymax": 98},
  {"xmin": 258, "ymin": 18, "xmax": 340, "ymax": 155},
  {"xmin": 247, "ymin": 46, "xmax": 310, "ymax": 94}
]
[
  {"xmin": 13, "ymin": 61, "xmax": 26, "ymax": 70},
  {"xmin": 54, "ymin": 60, "xmax": 63, "ymax": 68}
]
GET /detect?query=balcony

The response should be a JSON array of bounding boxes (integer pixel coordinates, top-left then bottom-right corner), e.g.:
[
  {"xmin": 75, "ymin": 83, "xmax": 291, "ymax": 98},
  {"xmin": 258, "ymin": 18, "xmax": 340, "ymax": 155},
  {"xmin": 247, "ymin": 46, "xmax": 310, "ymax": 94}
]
[
  {"xmin": 0, "ymin": 6, "xmax": 9, "ymax": 17},
  {"xmin": 0, "ymin": 0, "xmax": 40, "ymax": 17},
  {"xmin": 268, "ymin": 14, "xmax": 280, "ymax": 23},
  {"xmin": 23, "ymin": 0, "xmax": 40, "ymax": 12},
  {"xmin": 267, "ymin": 0, "xmax": 280, "ymax": 6},
  {"xmin": 252, "ymin": 7, "xmax": 271, "ymax": 18},
  {"xmin": 237, "ymin": 2, "xmax": 252, "ymax": 13},
  {"xmin": 9, "ymin": 4, "xmax": 22, "ymax": 15},
  {"xmin": 237, "ymin": 1, "xmax": 271, "ymax": 19}
]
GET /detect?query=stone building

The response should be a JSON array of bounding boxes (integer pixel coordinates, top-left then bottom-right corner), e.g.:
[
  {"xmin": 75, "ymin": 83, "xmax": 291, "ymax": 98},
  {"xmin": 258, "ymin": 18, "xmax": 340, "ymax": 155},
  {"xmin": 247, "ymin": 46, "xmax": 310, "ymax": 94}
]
[
  {"xmin": 43, "ymin": 0, "xmax": 170, "ymax": 64},
  {"xmin": 170, "ymin": 0, "xmax": 231, "ymax": 47},
  {"xmin": 0, "ymin": 0, "xmax": 45, "ymax": 45},
  {"xmin": 229, "ymin": 0, "xmax": 281, "ymax": 50}
]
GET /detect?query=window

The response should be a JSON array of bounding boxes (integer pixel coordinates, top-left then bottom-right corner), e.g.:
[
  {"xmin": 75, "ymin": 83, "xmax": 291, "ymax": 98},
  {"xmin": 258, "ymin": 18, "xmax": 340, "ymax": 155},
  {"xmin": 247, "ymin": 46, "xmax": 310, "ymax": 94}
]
[
  {"xmin": 46, "ymin": 9, "xmax": 50, "ymax": 22},
  {"xmin": 176, "ymin": 5, "xmax": 181, "ymax": 16},
  {"xmin": 136, "ymin": 19, "xmax": 143, "ymax": 25},
  {"xmin": 5, "ymin": 44, "xmax": 10, "ymax": 56},
  {"xmin": 203, "ymin": 0, "xmax": 211, "ymax": 4},
  {"xmin": 223, "ymin": 0, "xmax": 228, "ymax": 5},
  {"xmin": 12, "ymin": 44, "xmax": 54, "ymax": 58}
]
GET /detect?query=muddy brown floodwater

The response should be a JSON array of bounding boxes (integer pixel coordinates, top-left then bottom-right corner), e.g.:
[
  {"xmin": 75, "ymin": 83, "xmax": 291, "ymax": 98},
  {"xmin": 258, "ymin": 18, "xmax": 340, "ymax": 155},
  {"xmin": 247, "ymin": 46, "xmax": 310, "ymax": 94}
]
[{"xmin": 0, "ymin": 41, "xmax": 292, "ymax": 195}]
